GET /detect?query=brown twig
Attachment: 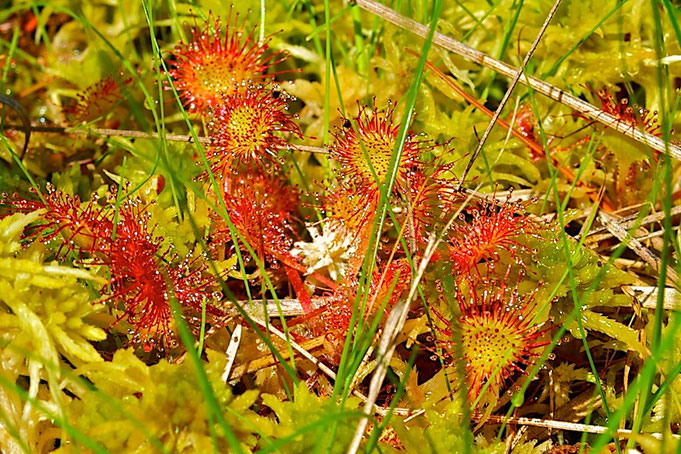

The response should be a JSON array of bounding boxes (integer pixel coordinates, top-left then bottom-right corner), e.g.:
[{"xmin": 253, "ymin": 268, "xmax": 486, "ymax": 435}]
[
  {"xmin": 586, "ymin": 205, "xmax": 681, "ymax": 240},
  {"xmin": 458, "ymin": 0, "xmax": 564, "ymax": 184},
  {"xmin": 2, "ymin": 124, "xmax": 331, "ymax": 154},
  {"xmin": 484, "ymin": 415, "xmax": 671, "ymax": 440},
  {"xmin": 599, "ymin": 211, "xmax": 681, "ymax": 288},
  {"xmin": 623, "ymin": 285, "xmax": 681, "ymax": 311},
  {"xmin": 353, "ymin": 0, "xmax": 680, "ymax": 158}
]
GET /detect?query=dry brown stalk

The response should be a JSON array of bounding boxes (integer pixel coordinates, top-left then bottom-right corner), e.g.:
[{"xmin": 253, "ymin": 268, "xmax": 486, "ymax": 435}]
[
  {"xmin": 456, "ymin": 0, "xmax": 565, "ymax": 183},
  {"xmin": 3, "ymin": 124, "xmax": 331, "ymax": 153},
  {"xmin": 228, "ymin": 335, "xmax": 324, "ymax": 382},
  {"xmin": 418, "ymin": 56, "xmax": 615, "ymax": 212},
  {"xmin": 599, "ymin": 211, "xmax": 681, "ymax": 287},
  {"xmin": 623, "ymin": 285, "xmax": 681, "ymax": 311},
  {"xmin": 485, "ymin": 415, "xmax": 671, "ymax": 440},
  {"xmin": 586, "ymin": 205, "xmax": 681, "ymax": 240},
  {"xmin": 221, "ymin": 324, "xmax": 242, "ymax": 382},
  {"xmin": 354, "ymin": 0, "xmax": 680, "ymax": 158}
]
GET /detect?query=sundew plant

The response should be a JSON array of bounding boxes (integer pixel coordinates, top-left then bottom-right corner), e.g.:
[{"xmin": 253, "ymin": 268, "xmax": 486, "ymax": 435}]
[{"xmin": 0, "ymin": 0, "xmax": 681, "ymax": 452}]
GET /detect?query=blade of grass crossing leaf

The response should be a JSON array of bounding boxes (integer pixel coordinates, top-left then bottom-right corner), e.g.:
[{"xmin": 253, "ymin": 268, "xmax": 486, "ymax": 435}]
[
  {"xmin": 460, "ymin": 0, "xmax": 503, "ymax": 42},
  {"xmin": 323, "ymin": 0, "xmax": 332, "ymax": 145},
  {"xmin": 480, "ymin": 0, "xmax": 523, "ymax": 100},
  {"xmin": 525, "ymin": 74, "xmax": 616, "ymax": 434},
  {"xmin": 147, "ymin": 5, "xmax": 185, "ymax": 219},
  {"xmin": 256, "ymin": 410, "xmax": 365, "ymax": 453},
  {"xmin": 453, "ymin": 0, "xmax": 482, "ymax": 27},
  {"xmin": 306, "ymin": 5, "xmax": 352, "ymax": 41},
  {"xmin": 115, "ymin": 0, "xmax": 140, "ymax": 59},
  {"xmin": 301, "ymin": 0, "xmax": 324, "ymax": 56},
  {"xmin": 197, "ymin": 297, "xmax": 207, "ymax": 357},
  {"xmin": 0, "ymin": 137, "xmax": 45, "ymax": 202},
  {"xmin": 364, "ymin": 349, "xmax": 417, "ymax": 452},
  {"xmin": 343, "ymin": 2, "xmax": 444, "ymax": 452},
  {"xmin": 542, "ymin": 0, "xmax": 629, "ymax": 78},
  {"xmin": 0, "ymin": 27, "xmax": 18, "ymax": 98},
  {"xmin": 559, "ymin": 132, "xmax": 602, "ymax": 213},
  {"xmin": 661, "ymin": 0, "xmax": 681, "ymax": 49},
  {"xmin": 29, "ymin": 1, "xmax": 51, "ymax": 47},
  {"xmin": 110, "ymin": 157, "xmax": 127, "ymax": 239},
  {"xmin": 628, "ymin": 2, "xmax": 675, "ymax": 448},
  {"xmin": 260, "ymin": 0, "xmax": 266, "ymax": 42},
  {"xmin": 169, "ymin": 297, "xmax": 245, "ymax": 454},
  {"xmin": 351, "ymin": 7, "xmax": 368, "ymax": 74}
]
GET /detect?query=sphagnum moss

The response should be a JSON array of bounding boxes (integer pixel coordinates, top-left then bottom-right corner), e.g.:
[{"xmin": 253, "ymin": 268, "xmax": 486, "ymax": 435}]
[{"xmin": 0, "ymin": 1, "xmax": 679, "ymax": 452}]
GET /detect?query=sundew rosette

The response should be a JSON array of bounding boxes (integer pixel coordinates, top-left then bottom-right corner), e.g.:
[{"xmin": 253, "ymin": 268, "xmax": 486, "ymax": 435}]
[
  {"xmin": 167, "ymin": 13, "xmax": 287, "ymax": 114},
  {"xmin": 330, "ymin": 100, "xmax": 425, "ymax": 203},
  {"xmin": 433, "ymin": 276, "xmax": 551, "ymax": 403},
  {"xmin": 206, "ymin": 86, "xmax": 302, "ymax": 174}
]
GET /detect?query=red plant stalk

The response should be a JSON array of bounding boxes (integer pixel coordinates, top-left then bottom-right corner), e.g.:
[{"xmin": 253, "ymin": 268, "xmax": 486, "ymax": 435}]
[{"xmin": 209, "ymin": 170, "xmax": 299, "ymax": 264}]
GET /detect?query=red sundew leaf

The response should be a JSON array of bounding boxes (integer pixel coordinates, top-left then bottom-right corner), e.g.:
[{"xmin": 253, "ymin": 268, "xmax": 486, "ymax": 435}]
[
  {"xmin": 4, "ymin": 185, "xmax": 221, "ymax": 351},
  {"xmin": 1, "ymin": 192, "xmax": 44, "ymax": 217},
  {"xmin": 583, "ymin": 86, "xmax": 662, "ymax": 138},
  {"xmin": 304, "ymin": 290, "xmax": 354, "ymax": 365},
  {"xmin": 211, "ymin": 169, "xmax": 299, "ymax": 265},
  {"xmin": 295, "ymin": 259, "xmax": 411, "ymax": 365},
  {"xmin": 331, "ymin": 100, "xmax": 425, "ymax": 201},
  {"xmin": 62, "ymin": 74, "xmax": 133, "ymax": 123},
  {"xmin": 324, "ymin": 182, "xmax": 378, "ymax": 232},
  {"xmin": 1, "ymin": 184, "xmax": 114, "ymax": 257},
  {"xmin": 433, "ymin": 277, "xmax": 551, "ymax": 402},
  {"xmin": 104, "ymin": 199, "xmax": 221, "ymax": 350},
  {"xmin": 206, "ymin": 87, "xmax": 302, "ymax": 175},
  {"xmin": 104, "ymin": 199, "xmax": 170, "ymax": 345},
  {"xmin": 448, "ymin": 194, "xmax": 538, "ymax": 279},
  {"xmin": 169, "ymin": 254, "xmax": 222, "ymax": 316},
  {"xmin": 369, "ymin": 257, "xmax": 412, "ymax": 312},
  {"xmin": 406, "ymin": 167, "xmax": 461, "ymax": 243},
  {"xmin": 167, "ymin": 13, "xmax": 287, "ymax": 115},
  {"xmin": 3, "ymin": 184, "xmax": 222, "ymax": 351}
]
